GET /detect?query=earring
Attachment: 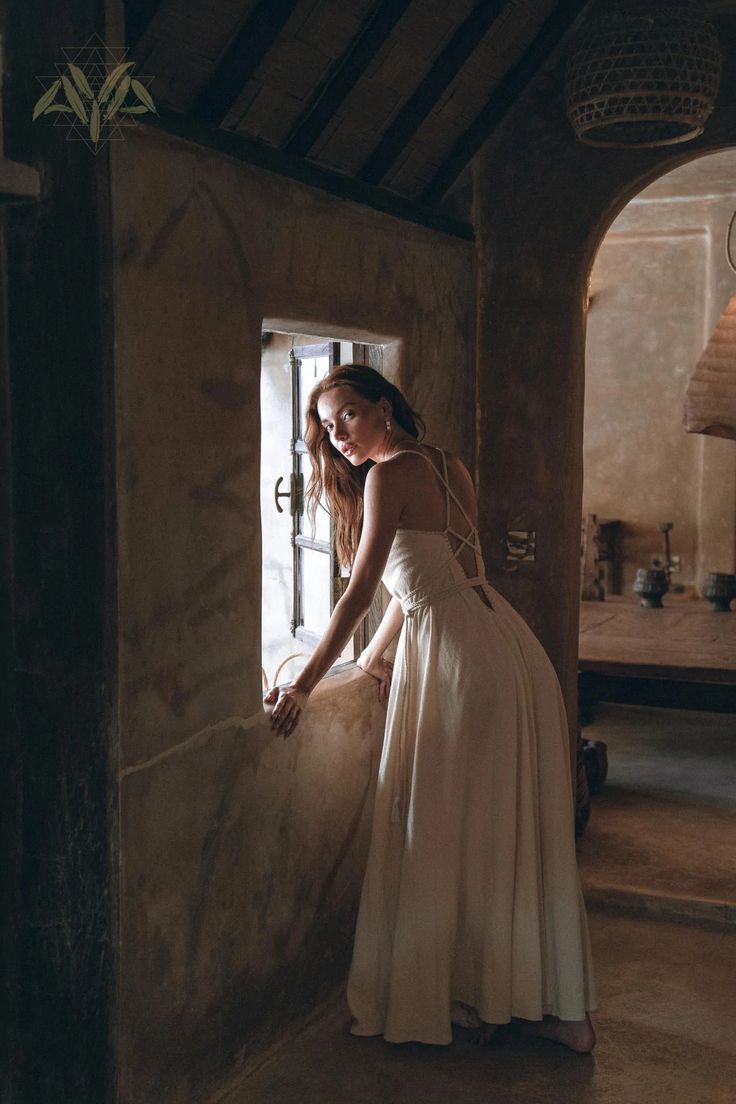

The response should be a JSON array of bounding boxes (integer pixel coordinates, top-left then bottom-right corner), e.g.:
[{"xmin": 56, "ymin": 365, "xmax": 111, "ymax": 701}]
[{"xmin": 385, "ymin": 419, "xmax": 391, "ymax": 430}]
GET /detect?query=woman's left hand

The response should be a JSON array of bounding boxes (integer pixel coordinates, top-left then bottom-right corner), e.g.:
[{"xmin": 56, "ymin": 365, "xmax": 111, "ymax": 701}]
[
  {"xmin": 356, "ymin": 652, "xmax": 394, "ymax": 704},
  {"xmin": 264, "ymin": 683, "xmax": 310, "ymax": 738}
]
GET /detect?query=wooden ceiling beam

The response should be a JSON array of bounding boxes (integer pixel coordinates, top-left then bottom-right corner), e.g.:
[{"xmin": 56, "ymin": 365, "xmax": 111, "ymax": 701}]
[
  {"xmin": 283, "ymin": 0, "xmax": 413, "ymax": 158},
  {"xmin": 192, "ymin": 0, "xmax": 301, "ymax": 126},
  {"xmin": 144, "ymin": 107, "xmax": 475, "ymax": 241},
  {"xmin": 126, "ymin": 0, "xmax": 166, "ymax": 52},
  {"xmin": 421, "ymin": 0, "xmax": 593, "ymax": 205},
  {"xmin": 358, "ymin": 0, "xmax": 510, "ymax": 186}
]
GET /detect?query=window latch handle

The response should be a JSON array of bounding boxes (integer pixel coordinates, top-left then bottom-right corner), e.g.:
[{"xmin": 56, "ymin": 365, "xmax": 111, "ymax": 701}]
[
  {"xmin": 274, "ymin": 474, "xmax": 304, "ymax": 516},
  {"xmin": 274, "ymin": 475, "xmax": 293, "ymax": 515}
]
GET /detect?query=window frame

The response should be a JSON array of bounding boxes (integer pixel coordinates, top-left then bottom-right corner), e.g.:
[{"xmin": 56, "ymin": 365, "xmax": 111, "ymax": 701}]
[
  {"xmin": 290, "ymin": 341, "xmax": 340, "ymax": 649},
  {"xmin": 289, "ymin": 341, "xmax": 384, "ymax": 658}
]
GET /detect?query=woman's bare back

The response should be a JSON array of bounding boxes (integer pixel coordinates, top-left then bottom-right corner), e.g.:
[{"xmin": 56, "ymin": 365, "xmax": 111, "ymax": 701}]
[{"xmin": 384, "ymin": 444, "xmax": 491, "ymax": 608}]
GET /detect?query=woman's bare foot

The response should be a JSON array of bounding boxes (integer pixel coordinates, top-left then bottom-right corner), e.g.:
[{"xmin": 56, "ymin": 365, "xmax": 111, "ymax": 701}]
[
  {"xmin": 520, "ymin": 1013, "xmax": 596, "ymax": 1053},
  {"xmin": 469, "ymin": 1021, "xmax": 500, "ymax": 1045}
]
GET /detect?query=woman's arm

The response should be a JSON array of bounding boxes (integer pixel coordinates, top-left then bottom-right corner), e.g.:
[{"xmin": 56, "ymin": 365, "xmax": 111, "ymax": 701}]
[
  {"xmin": 267, "ymin": 461, "xmax": 403, "ymax": 735},
  {"xmin": 358, "ymin": 595, "xmax": 404, "ymax": 666},
  {"xmin": 261, "ymin": 585, "xmax": 367, "ymax": 728},
  {"xmin": 355, "ymin": 595, "xmax": 404, "ymax": 704}
]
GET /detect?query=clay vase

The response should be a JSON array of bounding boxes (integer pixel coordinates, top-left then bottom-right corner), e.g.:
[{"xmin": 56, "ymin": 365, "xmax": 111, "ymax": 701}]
[
  {"xmin": 702, "ymin": 572, "xmax": 736, "ymax": 612},
  {"xmin": 633, "ymin": 567, "xmax": 668, "ymax": 609},
  {"xmin": 583, "ymin": 739, "xmax": 609, "ymax": 796}
]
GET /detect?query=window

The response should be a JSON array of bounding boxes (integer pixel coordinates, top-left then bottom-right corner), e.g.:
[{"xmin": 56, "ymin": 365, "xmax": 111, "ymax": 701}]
[
  {"xmin": 260, "ymin": 333, "xmax": 385, "ymax": 689},
  {"xmin": 290, "ymin": 342, "xmax": 340, "ymax": 646}
]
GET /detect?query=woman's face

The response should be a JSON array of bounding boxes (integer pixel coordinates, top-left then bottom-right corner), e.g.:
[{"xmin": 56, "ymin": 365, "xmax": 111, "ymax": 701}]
[{"xmin": 316, "ymin": 385, "xmax": 388, "ymax": 465}]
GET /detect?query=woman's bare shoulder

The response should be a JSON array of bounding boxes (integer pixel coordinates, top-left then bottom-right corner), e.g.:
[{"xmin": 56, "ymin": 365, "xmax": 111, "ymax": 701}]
[
  {"xmin": 380, "ymin": 444, "xmax": 472, "ymax": 485},
  {"xmin": 434, "ymin": 447, "xmax": 474, "ymax": 483}
]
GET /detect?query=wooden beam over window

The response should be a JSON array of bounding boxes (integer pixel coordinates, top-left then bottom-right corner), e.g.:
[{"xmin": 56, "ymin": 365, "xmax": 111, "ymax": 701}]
[
  {"xmin": 144, "ymin": 107, "xmax": 475, "ymax": 241},
  {"xmin": 192, "ymin": 0, "xmax": 301, "ymax": 126},
  {"xmin": 283, "ymin": 0, "xmax": 413, "ymax": 158},
  {"xmin": 421, "ymin": 0, "xmax": 593, "ymax": 205},
  {"xmin": 359, "ymin": 0, "xmax": 509, "ymax": 186}
]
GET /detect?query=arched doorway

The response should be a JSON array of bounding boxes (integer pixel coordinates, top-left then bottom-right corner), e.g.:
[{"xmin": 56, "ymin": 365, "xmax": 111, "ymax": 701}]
[
  {"xmin": 576, "ymin": 150, "xmax": 736, "ymax": 921},
  {"xmin": 583, "ymin": 150, "xmax": 736, "ymax": 602},
  {"xmin": 472, "ymin": 7, "xmax": 736, "ymax": 755}
]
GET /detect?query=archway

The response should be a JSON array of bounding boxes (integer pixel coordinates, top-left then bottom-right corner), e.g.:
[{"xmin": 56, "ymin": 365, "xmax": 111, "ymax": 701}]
[
  {"xmin": 575, "ymin": 150, "xmax": 736, "ymax": 920},
  {"xmin": 472, "ymin": 10, "xmax": 736, "ymax": 754},
  {"xmin": 582, "ymin": 151, "xmax": 736, "ymax": 632}
]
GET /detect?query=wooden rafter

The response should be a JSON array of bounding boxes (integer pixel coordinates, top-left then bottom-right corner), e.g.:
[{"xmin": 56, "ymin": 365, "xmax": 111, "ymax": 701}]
[
  {"xmin": 422, "ymin": 0, "xmax": 594, "ymax": 204},
  {"xmin": 283, "ymin": 0, "xmax": 413, "ymax": 158},
  {"xmin": 358, "ymin": 0, "xmax": 510, "ymax": 186},
  {"xmin": 126, "ymin": 0, "xmax": 165, "ymax": 51},
  {"xmin": 144, "ymin": 107, "xmax": 475, "ymax": 241},
  {"xmin": 192, "ymin": 0, "xmax": 301, "ymax": 126}
]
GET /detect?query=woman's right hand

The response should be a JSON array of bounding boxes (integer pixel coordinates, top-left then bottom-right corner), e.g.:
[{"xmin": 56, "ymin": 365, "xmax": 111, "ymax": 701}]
[
  {"xmin": 356, "ymin": 651, "xmax": 394, "ymax": 704},
  {"xmin": 263, "ymin": 682, "xmax": 309, "ymax": 738}
]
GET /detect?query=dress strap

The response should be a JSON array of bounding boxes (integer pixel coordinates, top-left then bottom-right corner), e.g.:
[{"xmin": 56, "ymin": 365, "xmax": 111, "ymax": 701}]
[
  {"xmin": 389, "ymin": 447, "xmax": 479, "ymax": 537},
  {"xmin": 433, "ymin": 447, "xmax": 480, "ymax": 536},
  {"xmin": 389, "ymin": 448, "xmax": 439, "ymax": 470},
  {"xmin": 438, "ymin": 448, "xmax": 451, "ymax": 531},
  {"xmin": 388, "ymin": 448, "xmax": 445, "ymax": 502},
  {"xmin": 389, "ymin": 447, "xmax": 490, "ymax": 612}
]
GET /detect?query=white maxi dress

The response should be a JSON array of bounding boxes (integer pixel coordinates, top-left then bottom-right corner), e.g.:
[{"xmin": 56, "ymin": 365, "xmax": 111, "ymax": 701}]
[{"xmin": 347, "ymin": 447, "xmax": 597, "ymax": 1044}]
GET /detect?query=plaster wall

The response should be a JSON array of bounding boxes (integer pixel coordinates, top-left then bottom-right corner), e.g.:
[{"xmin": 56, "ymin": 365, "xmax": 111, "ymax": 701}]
[
  {"xmin": 110, "ymin": 126, "xmax": 475, "ymax": 1103},
  {"xmin": 584, "ymin": 160, "xmax": 736, "ymax": 592}
]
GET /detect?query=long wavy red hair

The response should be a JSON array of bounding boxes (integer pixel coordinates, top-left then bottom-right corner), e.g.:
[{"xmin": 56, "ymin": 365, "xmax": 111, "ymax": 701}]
[{"xmin": 304, "ymin": 365, "xmax": 425, "ymax": 568}]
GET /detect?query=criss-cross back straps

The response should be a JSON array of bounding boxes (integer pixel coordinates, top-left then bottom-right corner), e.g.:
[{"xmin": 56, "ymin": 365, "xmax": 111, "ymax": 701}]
[
  {"xmin": 391, "ymin": 447, "xmax": 479, "ymax": 557},
  {"xmin": 436, "ymin": 447, "xmax": 479, "ymax": 555}
]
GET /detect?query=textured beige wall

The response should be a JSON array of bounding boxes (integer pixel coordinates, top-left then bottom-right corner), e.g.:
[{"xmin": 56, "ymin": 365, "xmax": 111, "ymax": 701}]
[
  {"xmin": 585, "ymin": 157, "xmax": 736, "ymax": 592},
  {"xmin": 111, "ymin": 126, "xmax": 475, "ymax": 1103}
]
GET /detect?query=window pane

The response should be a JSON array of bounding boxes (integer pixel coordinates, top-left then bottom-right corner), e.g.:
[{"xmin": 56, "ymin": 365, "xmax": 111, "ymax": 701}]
[
  {"xmin": 298, "ymin": 454, "xmax": 331, "ymax": 542},
  {"xmin": 298, "ymin": 355, "xmax": 331, "ymax": 439},
  {"xmin": 300, "ymin": 546, "xmax": 332, "ymax": 635},
  {"xmin": 312, "ymin": 497, "xmax": 332, "ymax": 543}
]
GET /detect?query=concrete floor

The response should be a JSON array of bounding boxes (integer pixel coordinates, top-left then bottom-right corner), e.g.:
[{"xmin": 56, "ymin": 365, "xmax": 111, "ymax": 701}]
[
  {"xmin": 578, "ymin": 703, "xmax": 736, "ymax": 925},
  {"xmin": 225, "ymin": 913, "xmax": 736, "ymax": 1104},
  {"xmin": 221, "ymin": 704, "xmax": 736, "ymax": 1104}
]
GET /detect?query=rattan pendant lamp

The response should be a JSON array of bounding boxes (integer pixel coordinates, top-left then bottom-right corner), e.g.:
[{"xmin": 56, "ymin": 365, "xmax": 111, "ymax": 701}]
[
  {"xmin": 566, "ymin": 1, "xmax": 722, "ymax": 148},
  {"xmin": 684, "ymin": 212, "xmax": 736, "ymax": 439}
]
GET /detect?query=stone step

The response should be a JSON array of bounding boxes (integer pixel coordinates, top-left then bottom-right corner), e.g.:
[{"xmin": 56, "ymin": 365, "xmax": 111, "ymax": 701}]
[{"xmin": 583, "ymin": 879, "xmax": 736, "ymax": 931}]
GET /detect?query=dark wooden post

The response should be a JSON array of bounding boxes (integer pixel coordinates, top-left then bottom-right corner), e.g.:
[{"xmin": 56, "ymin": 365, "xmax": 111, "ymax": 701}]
[{"xmin": 1, "ymin": 2, "xmax": 120, "ymax": 1099}]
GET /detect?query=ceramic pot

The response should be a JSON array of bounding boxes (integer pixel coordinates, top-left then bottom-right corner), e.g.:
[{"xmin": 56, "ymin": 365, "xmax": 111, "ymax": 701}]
[
  {"xmin": 702, "ymin": 572, "xmax": 736, "ymax": 612},
  {"xmin": 583, "ymin": 739, "xmax": 609, "ymax": 796},
  {"xmin": 633, "ymin": 567, "xmax": 668, "ymax": 608}
]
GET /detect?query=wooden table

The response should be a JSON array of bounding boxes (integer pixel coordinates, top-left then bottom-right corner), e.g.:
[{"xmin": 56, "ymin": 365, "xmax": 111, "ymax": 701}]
[
  {"xmin": 578, "ymin": 595, "xmax": 736, "ymax": 720},
  {"xmin": 579, "ymin": 595, "xmax": 736, "ymax": 684}
]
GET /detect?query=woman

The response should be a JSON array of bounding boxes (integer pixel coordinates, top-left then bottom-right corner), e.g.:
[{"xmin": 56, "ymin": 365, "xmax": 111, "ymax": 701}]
[{"xmin": 263, "ymin": 365, "xmax": 597, "ymax": 1052}]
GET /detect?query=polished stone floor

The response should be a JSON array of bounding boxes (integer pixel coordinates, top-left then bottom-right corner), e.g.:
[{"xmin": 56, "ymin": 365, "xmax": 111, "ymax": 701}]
[{"xmin": 223, "ymin": 704, "xmax": 736, "ymax": 1104}]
